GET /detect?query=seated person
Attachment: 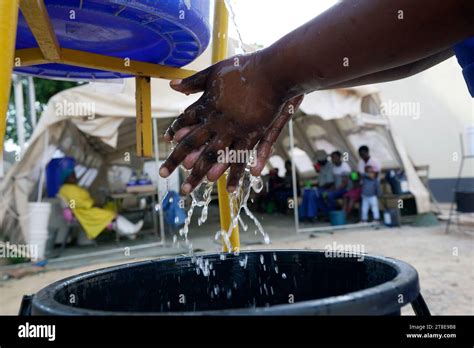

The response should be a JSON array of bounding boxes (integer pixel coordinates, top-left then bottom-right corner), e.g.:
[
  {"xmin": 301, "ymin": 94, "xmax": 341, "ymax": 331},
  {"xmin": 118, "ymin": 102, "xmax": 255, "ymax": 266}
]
[
  {"xmin": 256, "ymin": 168, "xmax": 283, "ymax": 213},
  {"xmin": 325, "ymin": 151, "xmax": 352, "ymax": 210},
  {"xmin": 59, "ymin": 170, "xmax": 143, "ymax": 240},
  {"xmin": 361, "ymin": 165, "xmax": 381, "ymax": 222},
  {"xmin": 274, "ymin": 160, "xmax": 300, "ymax": 213},
  {"xmin": 300, "ymin": 150, "xmax": 334, "ymax": 221}
]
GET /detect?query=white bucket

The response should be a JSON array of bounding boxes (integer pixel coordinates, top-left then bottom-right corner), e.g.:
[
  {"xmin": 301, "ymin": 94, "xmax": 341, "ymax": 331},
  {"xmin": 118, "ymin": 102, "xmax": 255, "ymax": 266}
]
[{"xmin": 27, "ymin": 202, "xmax": 52, "ymax": 260}]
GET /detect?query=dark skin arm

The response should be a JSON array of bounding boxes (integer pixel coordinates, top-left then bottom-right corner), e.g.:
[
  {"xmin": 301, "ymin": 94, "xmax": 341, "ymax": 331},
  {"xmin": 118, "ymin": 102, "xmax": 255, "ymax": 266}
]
[
  {"xmin": 160, "ymin": 0, "xmax": 474, "ymax": 195},
  {"xmin": 326, "ymin": 48, "xmax": 454, "ymax": 89}
]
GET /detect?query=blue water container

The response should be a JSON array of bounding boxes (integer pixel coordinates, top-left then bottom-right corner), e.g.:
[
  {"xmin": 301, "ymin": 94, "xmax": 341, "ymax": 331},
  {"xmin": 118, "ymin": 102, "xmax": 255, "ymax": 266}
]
[
  {"xmin": 329, "ymin": 210, "xmax": 346, "ymax": 226},
  {"xmin": 46, "ymin": 157, "xmax": 76, "ymax": 197},
  {"xmin": 15, "ymin": 0, "xmax": 211, "ymax": 80}
]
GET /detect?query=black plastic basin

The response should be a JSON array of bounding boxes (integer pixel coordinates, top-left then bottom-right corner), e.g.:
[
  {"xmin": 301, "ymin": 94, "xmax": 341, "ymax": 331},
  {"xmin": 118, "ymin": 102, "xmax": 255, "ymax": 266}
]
[
  {"xmin": 30, "ymin": 250, "xmax": 420, "ymax": 315},
  {"xmin": 455, "ymin": 191, "xmax": 474, "ymax": 213}
]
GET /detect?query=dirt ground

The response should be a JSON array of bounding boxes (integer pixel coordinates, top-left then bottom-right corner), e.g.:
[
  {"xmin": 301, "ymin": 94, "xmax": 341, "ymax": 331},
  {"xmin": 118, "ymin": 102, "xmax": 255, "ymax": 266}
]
[{"xmin": 1, "ymin": 224, "xmax": 472, "ymax": 315}]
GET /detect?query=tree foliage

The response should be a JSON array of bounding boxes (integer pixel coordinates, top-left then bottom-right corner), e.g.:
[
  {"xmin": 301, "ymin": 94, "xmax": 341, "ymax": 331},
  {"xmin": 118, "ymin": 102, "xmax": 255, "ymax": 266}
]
[{"xmin": 6, "ymin": 77, "xmax": 78, "ymax": 144}]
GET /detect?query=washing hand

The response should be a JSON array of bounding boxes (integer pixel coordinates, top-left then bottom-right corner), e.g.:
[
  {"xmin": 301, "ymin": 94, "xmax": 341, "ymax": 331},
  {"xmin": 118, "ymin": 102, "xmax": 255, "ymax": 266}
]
[{"xmin": 159, "ymin": 52, "xmax": 303, "ymax": 194}]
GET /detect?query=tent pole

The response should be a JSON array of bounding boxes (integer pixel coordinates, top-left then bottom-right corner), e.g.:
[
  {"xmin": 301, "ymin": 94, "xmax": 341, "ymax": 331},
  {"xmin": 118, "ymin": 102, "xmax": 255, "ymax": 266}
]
[
  {"xmin": 13, "ymin": 75, "xmax": 26, "ymax": 153},
  {"xmin": 289, "ymin": 119, "xmax": 300, "ymax": 233},
  {"xmin": 0, "ymin": 0, "xmax": 20, "ymax": 154},
  {"xmin": 36, "ymin": 128, "xmax": 49, "ymax": 202},
  {"xmin": 135, "ymin": 76, "xmax": 153, "ymax": 157},
  {"xmin": 213, "ymin": 0, "xmax": 239, "ymax": 252},
  {"xmin": 153, "ymin": 118, "xmax": 166, "ymax": 244},
  {"xmin": 27, "ymin": 76, "xmax": 37, "ymax": 128}
]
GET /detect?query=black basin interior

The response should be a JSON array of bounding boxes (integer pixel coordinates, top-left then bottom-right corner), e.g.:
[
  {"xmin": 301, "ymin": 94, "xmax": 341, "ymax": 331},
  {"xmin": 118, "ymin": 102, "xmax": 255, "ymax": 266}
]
[{"xmin": 51, "ymin": 250, "xmax": 399, "ymax": 313}]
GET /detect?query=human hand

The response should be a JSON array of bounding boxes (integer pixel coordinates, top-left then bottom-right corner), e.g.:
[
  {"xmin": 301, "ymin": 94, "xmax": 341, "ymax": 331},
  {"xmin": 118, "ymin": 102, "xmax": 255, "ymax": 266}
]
[{"xmin": 159, "ymin": 52, "xmax": 303, "ymax": 194}]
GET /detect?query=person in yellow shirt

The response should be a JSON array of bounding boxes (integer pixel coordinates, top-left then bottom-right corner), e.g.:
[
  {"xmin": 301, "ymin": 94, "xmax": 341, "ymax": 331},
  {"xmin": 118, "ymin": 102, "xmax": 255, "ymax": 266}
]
[{"xmin": 59, "ymin": 170, "xmax": 143, "ymax": 240}]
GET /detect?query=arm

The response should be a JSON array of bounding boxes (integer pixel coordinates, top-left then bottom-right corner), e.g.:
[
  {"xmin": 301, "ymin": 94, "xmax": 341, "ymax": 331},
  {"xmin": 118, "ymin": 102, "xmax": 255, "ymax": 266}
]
[
  {"xmin": 160, "ymin": 0, "xmax": 474, "ymax": 194},
  {"xmin": 324, "ymin": 49, "xmax": 454, "ymax": 89},
  {"xmin": 259, "ymin": 0, "xmax": 473, "ymax": 98}
]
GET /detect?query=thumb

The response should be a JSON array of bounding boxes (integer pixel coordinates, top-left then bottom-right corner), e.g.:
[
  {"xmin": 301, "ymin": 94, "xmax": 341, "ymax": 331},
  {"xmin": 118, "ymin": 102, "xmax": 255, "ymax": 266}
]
[{"xmin": 170, "ymin": 66, "xmax": 211, "ymax": 95}]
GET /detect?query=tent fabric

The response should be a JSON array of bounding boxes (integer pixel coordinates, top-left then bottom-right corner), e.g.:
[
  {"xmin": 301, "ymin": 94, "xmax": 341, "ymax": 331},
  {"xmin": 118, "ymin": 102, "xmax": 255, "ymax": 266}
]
[
  {"xmin": 299, "ymin": 87, "xmax": 379, "ymax": 120},
  {"xmin": 0, "ymin": 39, "xmax": 432, "ymax": 243}
]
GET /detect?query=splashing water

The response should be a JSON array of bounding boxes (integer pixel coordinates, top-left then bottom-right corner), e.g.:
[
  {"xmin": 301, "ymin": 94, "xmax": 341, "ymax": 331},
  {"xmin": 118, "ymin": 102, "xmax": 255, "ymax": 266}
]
[
  {"xmin": 174, "ymin": 176, "xmax": 213, "ymax": 254},
  {"xmin": 173, "ymin": 164, "xmax": 269, "ymax": 254},
  {"xmin": 215, "ymin": 167, "xmax": 269, "ymax": 251}
]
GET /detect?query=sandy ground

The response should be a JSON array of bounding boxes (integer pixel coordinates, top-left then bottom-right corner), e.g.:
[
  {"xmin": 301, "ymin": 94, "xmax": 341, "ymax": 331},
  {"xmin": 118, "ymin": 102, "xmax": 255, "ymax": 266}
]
[{"xmin": 1, "ymin": 224, "xmax": 472, "ymax": 315}]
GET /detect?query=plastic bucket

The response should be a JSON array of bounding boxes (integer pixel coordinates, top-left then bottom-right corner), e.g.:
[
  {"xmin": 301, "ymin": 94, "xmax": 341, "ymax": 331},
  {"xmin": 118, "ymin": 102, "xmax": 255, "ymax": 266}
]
[
  {"xmin": 28, "ymin": 250, "xmax": 421, "ymax": 315},
  {"xmin": 383, "ymin": 209, "xmax": 401, "ymax": 227},
  {"xmin": 455, "ymin": 191, "xmax": 474, "ymax": 213},
  {"xmin": 27, "ymin": 202, "xmax": 52, "ymax": 260},
  {"xmin": 329, "ymin": 210, "xmax": 346, "ymax": 226}
]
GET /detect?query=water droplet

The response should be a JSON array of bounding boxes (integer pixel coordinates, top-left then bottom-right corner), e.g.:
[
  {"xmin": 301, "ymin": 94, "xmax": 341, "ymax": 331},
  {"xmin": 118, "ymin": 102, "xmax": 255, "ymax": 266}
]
[{"xmin": 264, "ymin": 234, "xmax": 270, "ymax": 244}]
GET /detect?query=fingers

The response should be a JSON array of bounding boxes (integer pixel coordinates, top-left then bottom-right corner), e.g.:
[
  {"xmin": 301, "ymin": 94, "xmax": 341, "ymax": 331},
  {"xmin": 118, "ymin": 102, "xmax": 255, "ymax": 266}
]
[
  {"xmin": 227, "ymin": 139, "xmax": 259, "ymax": 192},
  {"xmin": 170, "ymin": 66, "xmax": 212, "ymax": 95},
  {"xmin": 271, "ymin": 94, "xmax": 304, "ymax": 131},
  {"xmin": 181, "ymin": 136, "xmax": 231, "ymax": 194},
  {"xmin": 288, "ymin": 94, "xmax": 304, "ymax": 113},
  {"xmin": 227, "ymin": 162, "xmax": 247, "ymax": 193},
  {"xmin": 160, "ymin": 126, "xmax": 212, "ymax": 178},
  {"xmin": 164, "ymin": 103, "xmax": 207, "ymax": 140},
  {"xmin": 174, "ymin": 125, "xmax": 198, "ymax": 143},
  {"xmin": 182, "ymin": 145, "xmax": 204, "ymax": 170},
  {"xmin": 207, "ymin": 163, "xmax": 230, "ymax": 182},
  {"xmin": 251, "ymin": 141, "xmax": 274, "ymax": 177},
  {"xmin": 251, "ymin": 95, "xmax": 304, "ymax": 176}
]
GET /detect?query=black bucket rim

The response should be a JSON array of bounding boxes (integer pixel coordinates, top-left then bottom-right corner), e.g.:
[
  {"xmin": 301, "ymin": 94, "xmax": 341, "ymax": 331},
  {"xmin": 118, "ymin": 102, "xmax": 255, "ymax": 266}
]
[{"xmin": 31, "ymin": 249, "xmax": 420, "ymax": 315}]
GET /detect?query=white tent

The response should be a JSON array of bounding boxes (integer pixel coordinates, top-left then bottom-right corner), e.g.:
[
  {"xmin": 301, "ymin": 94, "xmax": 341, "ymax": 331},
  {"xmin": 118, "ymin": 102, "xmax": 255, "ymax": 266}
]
[{"xmin": 0, "ymin": 40, "xmax": 431, "ymax": 243}]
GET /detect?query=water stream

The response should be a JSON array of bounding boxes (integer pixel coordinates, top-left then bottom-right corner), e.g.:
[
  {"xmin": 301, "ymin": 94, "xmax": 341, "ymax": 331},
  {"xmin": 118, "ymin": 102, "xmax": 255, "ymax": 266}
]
[{"xmin": 175, "ymin": 165, "xmax": 269, "ymax": 253}]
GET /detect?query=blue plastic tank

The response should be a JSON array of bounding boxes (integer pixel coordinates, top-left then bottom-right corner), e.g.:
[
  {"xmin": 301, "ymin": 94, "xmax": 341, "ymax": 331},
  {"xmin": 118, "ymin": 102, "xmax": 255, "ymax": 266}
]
[
  {"xmin": 46, "ymin": 157, "xmax": 76, "ymax": 198},
  {"xmin": 14, "ymin": 0, "xmax": 211, "ymax": 80}
]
